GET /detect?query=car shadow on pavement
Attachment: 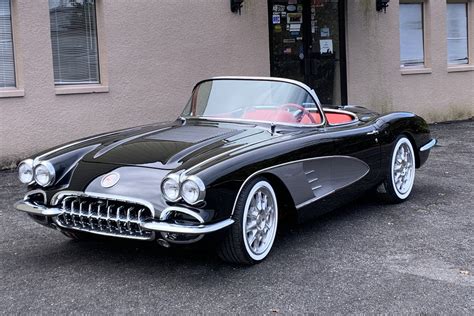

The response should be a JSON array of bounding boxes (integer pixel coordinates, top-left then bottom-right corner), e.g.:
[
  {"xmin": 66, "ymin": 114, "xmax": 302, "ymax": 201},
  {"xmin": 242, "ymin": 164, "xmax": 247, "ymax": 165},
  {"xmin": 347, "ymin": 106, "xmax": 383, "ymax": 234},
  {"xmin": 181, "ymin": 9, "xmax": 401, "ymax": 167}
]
[{"xmin": 16, "ymin": 192, "xmax": 384, "ymax": 271}]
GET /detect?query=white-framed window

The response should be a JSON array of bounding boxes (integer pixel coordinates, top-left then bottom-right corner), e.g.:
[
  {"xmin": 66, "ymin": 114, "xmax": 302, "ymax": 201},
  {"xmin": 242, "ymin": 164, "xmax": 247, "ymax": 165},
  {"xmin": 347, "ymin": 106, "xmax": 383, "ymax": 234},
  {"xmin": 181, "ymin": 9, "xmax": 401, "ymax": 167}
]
[
  {"xmin": 447, "ymin": 2, "xmax": 469, "ymax": 64},
  {"xmin": 49, "ymin": 0, "xmax": 100, "ymax": 85},
  {"xmin": 400, "ymin": 3, "xmax": 425, "ymax": 67},
  {"xmin": 0, "ymin": 0, "xmax": 15, "ymax": 88}
]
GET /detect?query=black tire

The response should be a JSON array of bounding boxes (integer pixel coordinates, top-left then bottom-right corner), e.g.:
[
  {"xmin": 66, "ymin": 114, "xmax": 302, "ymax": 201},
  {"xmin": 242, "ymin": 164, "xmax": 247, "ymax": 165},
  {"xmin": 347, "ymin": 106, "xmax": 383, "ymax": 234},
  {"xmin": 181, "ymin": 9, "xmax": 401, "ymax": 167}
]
[
  {"xmin": 217, "ymin": 177, "xmax": 278, "ymax": 265},
  {"xmin": 382, "ymin": 136, "xmax": 416, "ymax": 204}
]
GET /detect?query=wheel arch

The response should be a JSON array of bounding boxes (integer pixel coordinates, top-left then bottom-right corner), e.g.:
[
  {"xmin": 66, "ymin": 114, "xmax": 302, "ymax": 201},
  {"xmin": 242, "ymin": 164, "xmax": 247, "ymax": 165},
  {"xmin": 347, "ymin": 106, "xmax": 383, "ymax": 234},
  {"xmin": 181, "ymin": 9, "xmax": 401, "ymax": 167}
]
[
  {"xmin": 401, "ymin": 132, "xmax": 421, "ymax": 168},
  {"xmin": 255, "ymin": 172, "xmax": 298, "ymax": 224},
  {"xmin": 231, "ymin": 172, "xmax": 298, "ymax": 223}
]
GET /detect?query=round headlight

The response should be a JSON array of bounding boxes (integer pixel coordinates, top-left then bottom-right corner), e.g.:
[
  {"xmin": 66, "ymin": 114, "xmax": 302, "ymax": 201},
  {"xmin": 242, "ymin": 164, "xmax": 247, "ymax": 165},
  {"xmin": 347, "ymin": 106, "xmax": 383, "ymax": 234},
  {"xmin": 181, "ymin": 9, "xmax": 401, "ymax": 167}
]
[
  {"xmin": 161, "ymin": 174, "xmax": 180, "ymax": 201},
  {"xmin": 18, "ymin": 159, "xmax": 34, "ymax": 184},
  {"xmin": 34, "ymin": 161, "xmax": 56, "ymax": 187},
  {"xmin": 181, "ymin": 176, "xmax": 205, "ymax": 205}
]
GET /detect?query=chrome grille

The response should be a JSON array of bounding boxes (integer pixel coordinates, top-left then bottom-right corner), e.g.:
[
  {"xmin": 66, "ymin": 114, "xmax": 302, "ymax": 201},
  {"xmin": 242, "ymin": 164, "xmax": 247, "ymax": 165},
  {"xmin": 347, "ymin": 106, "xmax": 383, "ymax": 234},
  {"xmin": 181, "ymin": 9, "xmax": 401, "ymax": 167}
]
[{"xmin": 56, "ymin": 195, "xmax": 154, "ymax": 240}]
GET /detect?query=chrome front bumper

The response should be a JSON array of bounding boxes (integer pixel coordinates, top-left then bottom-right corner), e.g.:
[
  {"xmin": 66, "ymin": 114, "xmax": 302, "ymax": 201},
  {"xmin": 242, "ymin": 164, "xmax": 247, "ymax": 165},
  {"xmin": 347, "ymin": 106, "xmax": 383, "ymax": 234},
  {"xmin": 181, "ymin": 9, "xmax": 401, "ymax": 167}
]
[
  {"xmin": 420, "ymin": 138, "xmax": 437, "ymax": 152},
  {"xmin": 14, "ymin": 199, "xmax": 234, "ymax": 238}
]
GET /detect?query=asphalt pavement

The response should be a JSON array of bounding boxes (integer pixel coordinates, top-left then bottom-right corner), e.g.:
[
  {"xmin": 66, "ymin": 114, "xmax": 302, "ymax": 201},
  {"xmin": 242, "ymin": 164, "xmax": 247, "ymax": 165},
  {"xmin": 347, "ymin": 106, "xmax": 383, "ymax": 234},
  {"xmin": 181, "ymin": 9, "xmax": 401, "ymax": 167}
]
[{"xmin": 0, "ymin": 120, "xmax": 473, "ymax": 314}]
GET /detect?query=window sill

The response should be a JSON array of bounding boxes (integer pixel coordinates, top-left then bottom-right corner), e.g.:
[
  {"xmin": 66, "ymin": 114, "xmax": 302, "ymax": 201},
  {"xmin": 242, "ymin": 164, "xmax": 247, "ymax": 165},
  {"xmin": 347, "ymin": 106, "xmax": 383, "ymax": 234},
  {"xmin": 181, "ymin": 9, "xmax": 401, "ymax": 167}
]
[
  {"xmin": 55, "ymin": 84, "xmax": 109, "ymax": 95},
  {"xmin": 447, "ymin": 65, "xmax": 474, "ymax": 73},
  {"xmin": 0, "ymin": 88, "xmax": 25, "ymax": 98},
  {"xmin": 400, "ymin": 67, "xmax": 432, "ymax": 75}
]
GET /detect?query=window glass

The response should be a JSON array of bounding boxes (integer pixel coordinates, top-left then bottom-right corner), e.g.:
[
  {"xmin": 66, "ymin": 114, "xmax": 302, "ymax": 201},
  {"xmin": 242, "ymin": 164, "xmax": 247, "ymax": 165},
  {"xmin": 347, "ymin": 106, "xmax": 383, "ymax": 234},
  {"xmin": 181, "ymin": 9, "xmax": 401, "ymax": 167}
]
[
  {"xmin": 400, "ymin": 3, "xmax": 424, "ymax": 67},
  {"xmin": 182, "ymin": 80, "xmax": 323, "ymax": 125},
  {"xmin": 0, "ymin": 0, "xmax": 15, "ymax": 88},
  {"xmin": 447, "ymin": 3, "xmax": 468, "ymax": 64},
  {"xmin": 49, "ymin": 0, "xmax": 99, "ymax": 85}
]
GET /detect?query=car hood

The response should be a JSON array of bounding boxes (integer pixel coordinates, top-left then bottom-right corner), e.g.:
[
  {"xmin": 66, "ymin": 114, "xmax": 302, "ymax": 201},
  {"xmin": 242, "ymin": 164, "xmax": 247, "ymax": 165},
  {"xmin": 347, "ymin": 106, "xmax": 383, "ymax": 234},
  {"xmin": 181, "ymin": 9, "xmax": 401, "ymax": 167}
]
[{"xmin": 75, "ymin": 120, "xmax": 272, "ymax": 170}]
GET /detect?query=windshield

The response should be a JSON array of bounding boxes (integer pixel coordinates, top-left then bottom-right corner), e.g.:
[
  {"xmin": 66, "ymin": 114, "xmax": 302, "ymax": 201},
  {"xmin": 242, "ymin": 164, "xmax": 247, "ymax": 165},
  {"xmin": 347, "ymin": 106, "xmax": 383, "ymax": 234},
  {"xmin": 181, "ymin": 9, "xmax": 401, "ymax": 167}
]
[{"xmin": 182, "ymin": 79, "xmax": 323, "ymax": 125}]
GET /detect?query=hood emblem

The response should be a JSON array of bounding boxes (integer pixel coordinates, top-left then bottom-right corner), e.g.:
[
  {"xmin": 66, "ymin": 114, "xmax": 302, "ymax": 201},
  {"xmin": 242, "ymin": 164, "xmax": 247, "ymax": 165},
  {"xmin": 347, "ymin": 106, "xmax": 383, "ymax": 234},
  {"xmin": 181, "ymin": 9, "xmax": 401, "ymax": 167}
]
[{"xmin": 101, "ymin": 172, "xmax": 120, "ymax": 188}]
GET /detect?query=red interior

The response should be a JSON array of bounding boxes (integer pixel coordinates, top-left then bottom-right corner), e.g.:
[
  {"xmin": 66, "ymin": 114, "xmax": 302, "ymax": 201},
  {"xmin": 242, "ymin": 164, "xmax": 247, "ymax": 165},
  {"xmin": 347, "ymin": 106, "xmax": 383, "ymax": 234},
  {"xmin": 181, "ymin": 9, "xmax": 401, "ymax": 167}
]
[
  {"xmin": 242, "ymin": 109, "xmax": 354, "ymax": 125},
  {"xmin": 242, "ymin": 109, "xmax": 296, "ymax": 123}
]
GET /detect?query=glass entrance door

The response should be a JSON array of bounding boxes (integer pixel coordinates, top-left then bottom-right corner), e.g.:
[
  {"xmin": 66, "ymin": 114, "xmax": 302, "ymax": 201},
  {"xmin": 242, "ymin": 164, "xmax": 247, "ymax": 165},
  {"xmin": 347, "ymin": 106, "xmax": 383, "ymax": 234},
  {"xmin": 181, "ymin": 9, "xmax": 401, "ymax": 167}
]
[{"xmin": 269, "ymin": 0, "xmax": 347, "ymax": 105}]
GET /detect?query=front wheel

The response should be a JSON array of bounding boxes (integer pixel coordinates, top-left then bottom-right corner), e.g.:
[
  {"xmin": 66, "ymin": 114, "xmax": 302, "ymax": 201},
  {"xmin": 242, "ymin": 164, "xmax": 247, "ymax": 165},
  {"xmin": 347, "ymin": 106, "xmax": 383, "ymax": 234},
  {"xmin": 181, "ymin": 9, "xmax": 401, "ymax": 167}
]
[
  {"xmin": 383, "ymin": 136, "xmax": 416, "ymax": 203},
  {"xmin": 218, "ymin": 177, "xmax": 278, "ymax": 264}
]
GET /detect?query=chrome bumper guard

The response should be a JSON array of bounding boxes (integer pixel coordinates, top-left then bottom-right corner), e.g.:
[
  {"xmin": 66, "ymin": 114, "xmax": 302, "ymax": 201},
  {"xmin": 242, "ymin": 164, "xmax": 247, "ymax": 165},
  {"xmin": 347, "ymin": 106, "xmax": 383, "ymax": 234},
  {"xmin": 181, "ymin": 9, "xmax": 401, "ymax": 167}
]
[
  {"xmin": 420, "ymin": 138, "xmax": 437, "ymax": 152},
  {"xmin": 14, "ymin": 200, "xmax": 63, "ymax": 217},
  {"xmin": 14, "ymin": 199, "xmax": 234, "ymax": 236}
]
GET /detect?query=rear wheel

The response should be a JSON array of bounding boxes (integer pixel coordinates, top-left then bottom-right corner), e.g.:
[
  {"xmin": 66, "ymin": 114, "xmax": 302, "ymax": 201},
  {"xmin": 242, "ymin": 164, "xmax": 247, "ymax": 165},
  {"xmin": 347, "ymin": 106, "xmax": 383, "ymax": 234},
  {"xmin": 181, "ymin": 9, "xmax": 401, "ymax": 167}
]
[
  {"xmin": 218, "ymin": 177, "xmax": 278, "ymax": 264},
  {"xmin": 383, "ymin": 136, "xmax": 416, "ymax": 203}
]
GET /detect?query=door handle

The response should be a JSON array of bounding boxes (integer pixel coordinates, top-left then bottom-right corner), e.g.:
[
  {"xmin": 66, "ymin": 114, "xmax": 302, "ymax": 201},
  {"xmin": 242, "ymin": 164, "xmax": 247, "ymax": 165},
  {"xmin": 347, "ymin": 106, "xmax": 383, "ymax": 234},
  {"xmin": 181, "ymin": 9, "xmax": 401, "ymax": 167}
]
[{"xmin": 367, "ymin": 130, "xmax": 379, "ymax": 136}]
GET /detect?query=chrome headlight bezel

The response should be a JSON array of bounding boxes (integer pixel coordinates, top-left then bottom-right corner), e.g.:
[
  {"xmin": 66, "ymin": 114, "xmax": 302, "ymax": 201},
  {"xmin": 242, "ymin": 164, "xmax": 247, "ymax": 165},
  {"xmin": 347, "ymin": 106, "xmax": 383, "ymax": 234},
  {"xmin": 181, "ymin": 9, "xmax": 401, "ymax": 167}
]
[
  {"xmin": 161, "ymin": 173, "xmax": 181, "ymax": 202},
  {"xmin": 18, "ymin": 159, "xmax": 34, "ymax": 184},
  {"xmin": 180, "ymin": 175, "xmax": 206, "ymax": 205},
  {"xmin": 34, "ymin": 161, "xmax": 56, "ymax": 187}
]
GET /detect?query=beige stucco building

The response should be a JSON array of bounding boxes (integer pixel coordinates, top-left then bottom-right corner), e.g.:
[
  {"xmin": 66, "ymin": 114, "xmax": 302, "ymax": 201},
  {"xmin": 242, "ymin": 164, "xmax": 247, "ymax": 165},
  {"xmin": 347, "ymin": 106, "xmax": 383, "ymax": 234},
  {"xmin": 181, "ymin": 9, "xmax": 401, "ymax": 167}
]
[{"xmin": 0, "ymin": 0, "xmax": 473, "ymax": 167}]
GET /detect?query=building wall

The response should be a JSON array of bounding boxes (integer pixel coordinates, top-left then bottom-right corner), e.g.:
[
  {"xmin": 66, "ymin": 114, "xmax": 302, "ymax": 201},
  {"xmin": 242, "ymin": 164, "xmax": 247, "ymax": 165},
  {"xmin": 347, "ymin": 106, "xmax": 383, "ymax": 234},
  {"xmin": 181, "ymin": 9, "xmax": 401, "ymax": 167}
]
[
  {"xmin": 346, "ymin": 0, "xmax": 474, "ymax": 122},
  {"xmin": 0, "ymin": 0, "xmax": 270, "ymax": 166}
]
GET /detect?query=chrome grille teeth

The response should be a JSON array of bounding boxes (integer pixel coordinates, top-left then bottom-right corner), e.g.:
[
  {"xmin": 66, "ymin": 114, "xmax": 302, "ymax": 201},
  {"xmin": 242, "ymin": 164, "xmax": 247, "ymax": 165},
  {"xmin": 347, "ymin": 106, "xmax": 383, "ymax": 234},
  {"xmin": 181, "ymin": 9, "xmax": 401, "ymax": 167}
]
[
  {"xmin": 79, "ymin": 201, "xmax": 87, "ymax": 228},
  {"xmin": 56, "ymin": 196, "xmax": 153, "ymax": 238},
  {"xmin": 71, "ymin": 200, "xmax": 77, "ymax": 226},
  {"xmin": 126, "ymin": 207, "xmax": 133, "ymax": 232},
  {"xmin": 116, "ymin": 206, "xmax": 124, "ymax": 233}
]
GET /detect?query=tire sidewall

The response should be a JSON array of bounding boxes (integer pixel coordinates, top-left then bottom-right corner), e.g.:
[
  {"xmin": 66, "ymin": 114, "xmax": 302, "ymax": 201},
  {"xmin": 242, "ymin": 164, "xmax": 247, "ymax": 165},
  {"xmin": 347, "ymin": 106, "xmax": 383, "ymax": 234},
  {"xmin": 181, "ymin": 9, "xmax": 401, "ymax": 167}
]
[
  {"xmin": 388, "ymin": 136, "xmax": 416, "ymax": 201},
  {"xmin": 241, "ymin": 180, "xmax": 278, "ymax": 262}
]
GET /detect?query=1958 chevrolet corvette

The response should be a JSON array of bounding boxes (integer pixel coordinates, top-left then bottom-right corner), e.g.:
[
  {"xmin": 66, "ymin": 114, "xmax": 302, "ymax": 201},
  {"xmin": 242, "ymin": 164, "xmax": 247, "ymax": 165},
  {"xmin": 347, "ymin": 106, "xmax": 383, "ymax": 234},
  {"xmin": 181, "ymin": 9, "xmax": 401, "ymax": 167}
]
[{"xmin": 15, "ymin": 77, "xmax": 436, "ymax": 264}]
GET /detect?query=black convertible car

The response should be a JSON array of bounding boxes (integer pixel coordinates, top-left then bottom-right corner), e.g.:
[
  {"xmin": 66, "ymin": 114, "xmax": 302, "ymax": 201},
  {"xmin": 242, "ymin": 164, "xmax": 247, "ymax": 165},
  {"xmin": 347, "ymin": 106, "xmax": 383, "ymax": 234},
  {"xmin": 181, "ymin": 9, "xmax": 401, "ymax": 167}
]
[{"xmin": 15, "ymin": 77, "xmax": 436, "ymax": 264}]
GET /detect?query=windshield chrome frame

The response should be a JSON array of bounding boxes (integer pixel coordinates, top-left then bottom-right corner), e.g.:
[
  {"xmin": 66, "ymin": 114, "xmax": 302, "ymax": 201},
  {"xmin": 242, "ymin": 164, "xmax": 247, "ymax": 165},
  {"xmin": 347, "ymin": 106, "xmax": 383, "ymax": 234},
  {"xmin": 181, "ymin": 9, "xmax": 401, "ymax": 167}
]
[{"xmin": 185, "ymin": 76, "xmax": 327, "ymax": 128}]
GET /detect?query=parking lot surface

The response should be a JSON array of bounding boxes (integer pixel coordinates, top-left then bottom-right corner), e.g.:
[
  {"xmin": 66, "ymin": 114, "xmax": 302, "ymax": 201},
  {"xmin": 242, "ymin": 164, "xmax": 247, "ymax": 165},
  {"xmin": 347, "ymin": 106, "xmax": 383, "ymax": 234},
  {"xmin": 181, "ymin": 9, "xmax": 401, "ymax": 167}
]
[{"xmin": 0, "ymin": 121, "xmax": 473, "ymax": 314}]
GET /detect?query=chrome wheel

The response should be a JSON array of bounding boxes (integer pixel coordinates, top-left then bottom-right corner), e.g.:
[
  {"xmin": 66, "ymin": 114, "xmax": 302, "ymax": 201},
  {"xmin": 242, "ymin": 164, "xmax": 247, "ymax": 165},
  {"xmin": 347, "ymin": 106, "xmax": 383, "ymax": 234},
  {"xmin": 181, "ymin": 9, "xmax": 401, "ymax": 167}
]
[
  {"xmin": 391, "ymin": 137, "xmax": 415, "ymax": 199},
  {"xmin": 242, "ymin": 181, "xmax": 278, "ymax": 261}
]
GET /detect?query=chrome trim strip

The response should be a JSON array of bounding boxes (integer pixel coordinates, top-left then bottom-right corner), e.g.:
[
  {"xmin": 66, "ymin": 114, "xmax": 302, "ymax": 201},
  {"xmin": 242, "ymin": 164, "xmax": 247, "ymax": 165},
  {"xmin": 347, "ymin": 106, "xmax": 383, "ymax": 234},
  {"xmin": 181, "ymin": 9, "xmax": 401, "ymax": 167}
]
[
  {"xmin": 296, "ymin": 190, "xmax": 336, "ymax": 209},
  {"xmin": 141, "ymin": 218, "xmax": 234, "ymax": 235},
  {"xmin": 14, "ymin": 200, "xmax": 62, "ymax": 216},
  {"xmin": 323, "ymin": 108, "xmax": 359, "ymax": 126},
  {"xmin": 159, "ymin": 206, "xmax": 205, "ymax": 223},
  {"xmin": 231, "ymin": 155, "xmax": 370, "ymax": 215},
  {"xmin": 420, "ymin": 139, "xmax": 437, "ymax": 152},
  {"xmin": 24, "ymin": 189, "xmax": 47, "ymax": 204}
]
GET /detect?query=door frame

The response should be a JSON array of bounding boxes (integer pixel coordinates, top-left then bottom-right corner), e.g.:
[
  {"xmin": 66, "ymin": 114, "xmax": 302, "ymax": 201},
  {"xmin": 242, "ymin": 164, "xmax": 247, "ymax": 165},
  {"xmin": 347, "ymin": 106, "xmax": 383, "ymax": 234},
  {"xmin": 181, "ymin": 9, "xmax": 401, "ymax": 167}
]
[{"xmin": 267, "ymin": 0, "xmax": 348, "ymax": 105}]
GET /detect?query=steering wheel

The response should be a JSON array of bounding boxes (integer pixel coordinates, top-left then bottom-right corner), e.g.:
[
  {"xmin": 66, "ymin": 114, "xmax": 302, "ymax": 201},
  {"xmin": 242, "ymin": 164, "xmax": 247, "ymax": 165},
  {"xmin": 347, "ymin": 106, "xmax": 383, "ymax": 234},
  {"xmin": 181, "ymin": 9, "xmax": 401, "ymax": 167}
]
[{"xmin": 278, "ymin": 103, "xmax": 316, "ymax": 124}]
